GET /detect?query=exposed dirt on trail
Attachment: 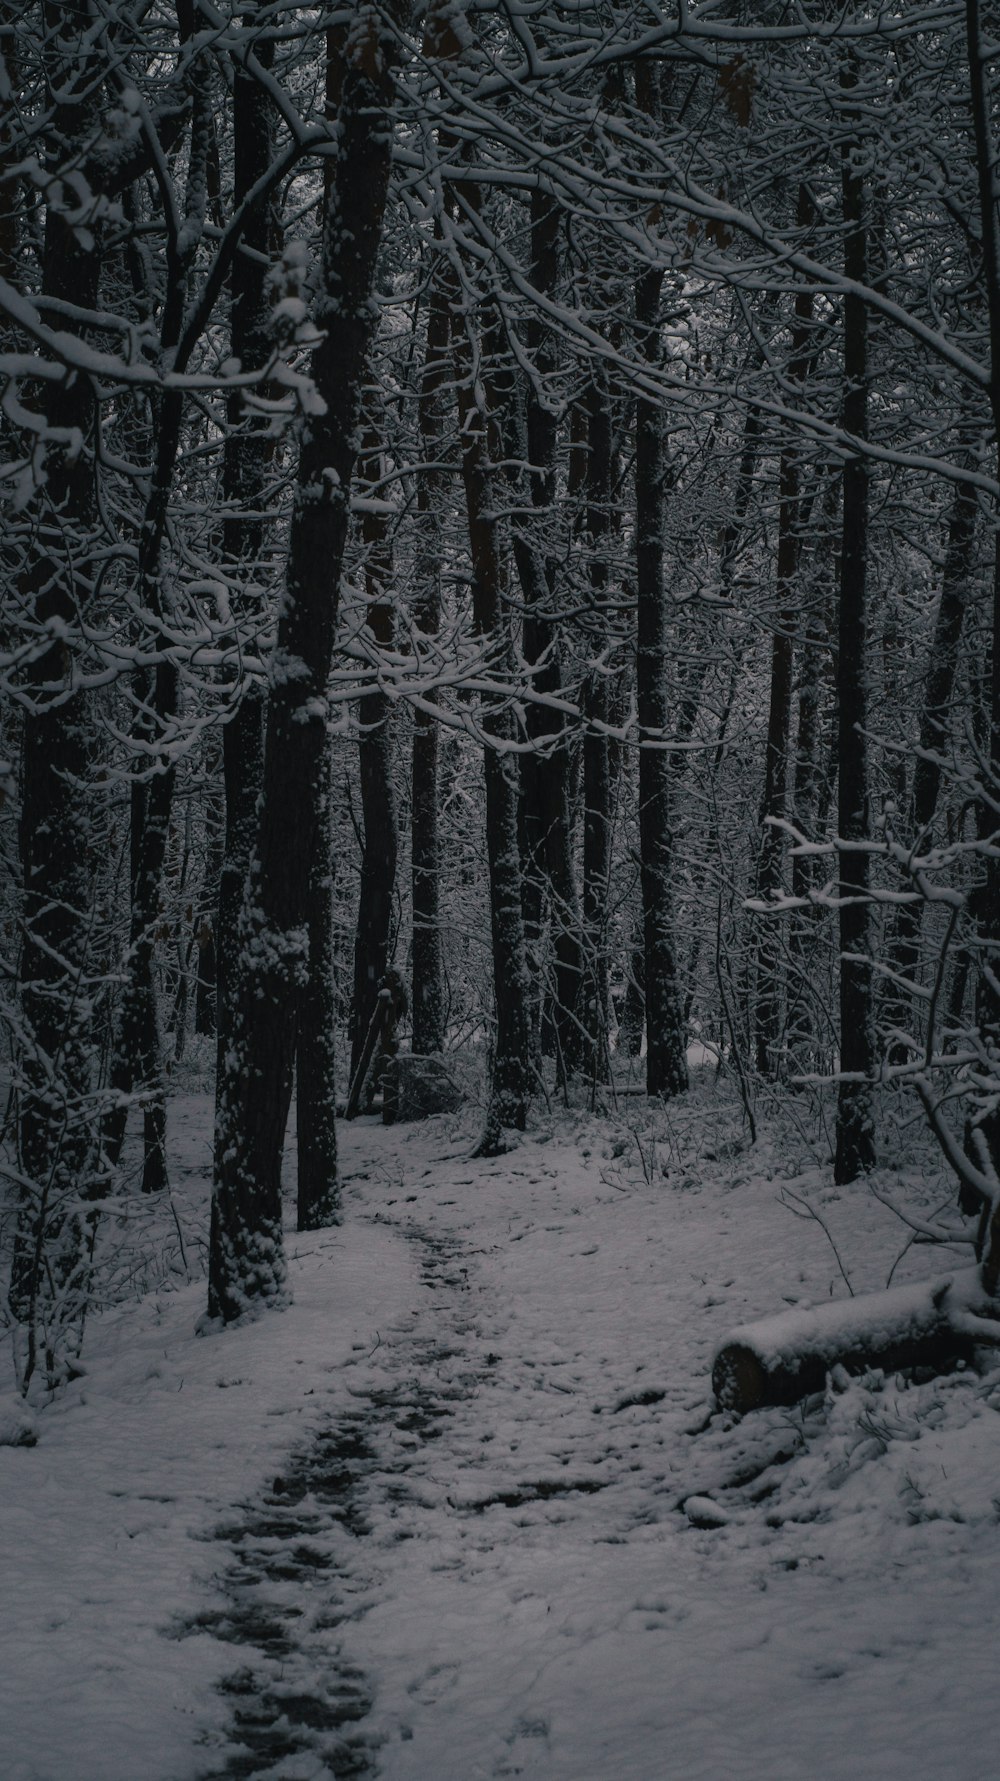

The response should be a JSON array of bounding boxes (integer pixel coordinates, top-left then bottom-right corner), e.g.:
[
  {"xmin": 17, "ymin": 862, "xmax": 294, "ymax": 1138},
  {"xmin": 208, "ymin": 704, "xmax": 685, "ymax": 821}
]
[{"xmin": 187, "ymin": 1223, "xmax": 487, "ymax": 1779}]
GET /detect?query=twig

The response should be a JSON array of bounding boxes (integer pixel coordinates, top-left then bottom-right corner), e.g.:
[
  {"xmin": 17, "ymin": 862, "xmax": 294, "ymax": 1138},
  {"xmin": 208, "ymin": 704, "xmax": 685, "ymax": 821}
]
[{"xmin": 780, "ymin": 1184, "xmax": 855, "ymax": 1296}]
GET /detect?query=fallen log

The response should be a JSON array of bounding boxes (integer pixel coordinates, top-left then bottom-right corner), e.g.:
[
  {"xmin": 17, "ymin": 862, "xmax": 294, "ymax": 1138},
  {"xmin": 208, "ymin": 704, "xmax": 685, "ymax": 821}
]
[{"xmin": 712, "ymin": 1267, "xmax": 996, "ymax": 1414}]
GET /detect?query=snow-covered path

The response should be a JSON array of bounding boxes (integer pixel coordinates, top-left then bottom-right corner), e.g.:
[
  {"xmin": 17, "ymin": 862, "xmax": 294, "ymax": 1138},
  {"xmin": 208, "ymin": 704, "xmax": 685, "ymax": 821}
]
[
  {"xmin": 6, "ymin": 1092, "xmax": 1000, "ymax": 1780},
  {"xmin": 197, "ymin": 1110, "xmax": 1000, "ymax": 1779}
]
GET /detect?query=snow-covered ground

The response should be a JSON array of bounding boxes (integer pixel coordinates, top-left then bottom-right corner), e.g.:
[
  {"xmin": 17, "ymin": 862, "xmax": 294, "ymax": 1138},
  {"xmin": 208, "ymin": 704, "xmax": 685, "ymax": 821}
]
[{"xmin": 3, "ymin": 1071, "xmax": 999, "ymax": 1780}]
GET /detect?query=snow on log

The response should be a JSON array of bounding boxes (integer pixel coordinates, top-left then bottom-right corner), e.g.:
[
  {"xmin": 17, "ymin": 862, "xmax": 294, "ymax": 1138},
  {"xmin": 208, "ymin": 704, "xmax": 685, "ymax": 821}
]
[{"xmin": 712, "ymin": 1268, "xmax": 992, "ymax": 1414}]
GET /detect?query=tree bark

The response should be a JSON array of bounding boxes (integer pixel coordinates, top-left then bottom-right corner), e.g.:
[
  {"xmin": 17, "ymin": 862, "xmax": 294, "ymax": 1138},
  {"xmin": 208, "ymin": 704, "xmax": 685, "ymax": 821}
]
[
  {"xmin": 834, "ymin": 78, "xmax": 877, "ymax": 1184},
  {"xmin": 297, "ymin": 744, "xmax": 339, "ymax": 1230},
  {"xmin": 885, "ymin": 478, "xmax": 977, "ymax": 1061},
  {"xmin": 10, "ymin": 1, "xmax": 102, "ymax": 1371},
  {"xmin": 964, "ymin": 0, "xmax": 1000, "ymax": 1283},
  {"xmin": 634, "ymin": 67, "xmax": 688, "ymax": 1102},
  {"xmin": 754, "ymin": 261, "xmax": 816, "ymax": 1077},
  {"xmin": 515, "ymin": 187, "xmax": 584, "ymax": 1080},
  {"xmin": 714, "ymin": 1271, "xmax": 980, "ymax": 1415},
  {"xmin": 212, "ymin": 14, "xmax": 276, "ymax": 1253},
  {"xmin": 209, "ymin": 8, "xmax": 405, "ymax": 1319},
  {"xmin": 103, "ymin": 34, "xmax": 220, "ymax": 1193},
  {"xmin": 451, "ymin": 295, "xmax": 533, "ymax": 1148},
  {"xmin": 580, "ymin": 375, "xmax": 615, "ymax": 1082},
  {"xmin": 349, "ymin": 426, "xmax": 398, "ymax": 1091},
  {"xmin": 411, "ymin": 229, "xmax": 450, "ymax": 1056}
]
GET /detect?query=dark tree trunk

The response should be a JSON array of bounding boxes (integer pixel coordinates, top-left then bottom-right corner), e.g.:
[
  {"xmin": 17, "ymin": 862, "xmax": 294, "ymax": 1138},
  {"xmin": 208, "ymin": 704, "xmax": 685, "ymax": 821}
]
[
  {"xmin": 670, "ymin": 378, "xmax": 762, "ymax": 784},
  {"xmin": 964, "ymin": 0, "xmax": 1000, "ymax": 1283},
  {"xmin": 634, "ymin": 72, "xmax": 688, "ymax": 1102},
  {"xmin": 195, "ymin": 921, "xmax": 218, "ymax": 1036},
  {"xmin": 515, "ymin": 188, "xmax": 584, "ymax": 1079},
  {"xmin": 209, "ymin": 14, "xmax": 404, "ymax": 1320},
  {"xmin": 297, "ymin": 745, "xmax": 339, "ymax": 1230},
  {"xmin": 349, "ymin": 429, "xmax": 398, "ymax": 1091},
  {"xmin": 886, "ymin": 479, "xmax": 977, "ymax": 1061},
  {"xmin": 618, "ymin": 921, "xmax": 646, "ymax": 1059},
  {"xmin": 834, "ymin": 82, "xmax": 877, "ymax": 1185},
  {"xmin": 580, "ymin": 376, "xmax": 615, "ymax": 1081},
  {"xmin": 754, "ymin": 266, "xmax": 816, "ymax": 1077},
  {"xmin": 452, "ymin": 297, "xmax": 533, "ymax": 1149},
  {"xmin": 103, "ymin": 42, "xmax": 220, "ymax": 1193},
  {"xmin": 212, "ymin": 20, "xmax": 278, "ymax": 1144},
  {"xmin": 10, "ymin": 4, "xmax": 102, "ymax": 1369},
  {"xmin": 582, "ymin": 671, "xmax": 612, "ymax": 1083},
  {"xmin": 411, "ymin": 230, "xmax": 449, "ymax": 1056},
  {"xmin": 195, "ymin": 779, "xmax": 224, "ymax": 1037},
  {"xmin": 786, "ymin": 592, "xmax": 832, "ymax": 1071},
  {"xmin": 100, "ymin": 562, "xmax": 178, "ymax": 1198}
]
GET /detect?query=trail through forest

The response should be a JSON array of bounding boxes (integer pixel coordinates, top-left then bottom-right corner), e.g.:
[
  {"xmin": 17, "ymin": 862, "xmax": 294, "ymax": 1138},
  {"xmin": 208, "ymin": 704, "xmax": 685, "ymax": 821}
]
[
  {"xmin": 7, "ymin": 7, "xmax": 1000, "ymax": 1775},
  {"xmin": 187, "ymin": 1098, "xmax": 1000, "ymax": 1779},
  {"xmin": 5, "ymin": 1088, "xmax": 1000, "ymax": 1779}
]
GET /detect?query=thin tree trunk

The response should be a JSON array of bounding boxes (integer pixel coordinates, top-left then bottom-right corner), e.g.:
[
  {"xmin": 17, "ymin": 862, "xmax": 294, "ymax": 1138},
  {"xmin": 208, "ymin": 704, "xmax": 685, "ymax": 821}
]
[
  {"xmin": 103, "ymin": 41, "xmax": 219, "ymax": 1193},
  {"xmin": 451, "ymin": 293, "xmax": 533, "ymax": 1148},
  {"xmin": 635, "ymin": 67, "xmax": 687, "ymax": 1102},
  {"xmin": 786, "ymin": 592, "xmax": 831, "ymax": 1070},
  {"xmin": 886, "ymin": 478, "xmax": 977, "ymax": 1060},
  {"xmin": 213, "ymin": 21, "xmax": 278, "ymax": 1170},
  {"xmin": 834, "ymin": 76, "xmax": 877, "ymax": 1184},
  {"xmin": 580, "ymin": 374, "xmax": 615, "ymax": 1081},
  {"xmin": 754, "ymin": 262, "xmax": 816, "ymax": 1077},
  {"xmin": 195, "ymin": 775, "xmax": 223, "ymax": 1037},
  {"xmin": 411, "ymin": 229, "xmax": 449, "ymax": 1056},
  {"xmin": 515, "ymin": 187, "xmax": 584, "ymax": 1079},
  {"xmin": 297, "ymin": 744, "xmax": 339, "ymax": 1229},
  {"xmin": 349, "ymin": 427, "xmax": 398, "ymax": 1092}
]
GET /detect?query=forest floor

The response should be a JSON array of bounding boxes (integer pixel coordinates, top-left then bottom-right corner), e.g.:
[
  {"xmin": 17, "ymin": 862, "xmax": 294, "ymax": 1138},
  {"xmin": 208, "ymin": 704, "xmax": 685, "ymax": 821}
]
[{"xmin": 4, "ymin": 1058, "xmax": 1000, "ymax": 1780}]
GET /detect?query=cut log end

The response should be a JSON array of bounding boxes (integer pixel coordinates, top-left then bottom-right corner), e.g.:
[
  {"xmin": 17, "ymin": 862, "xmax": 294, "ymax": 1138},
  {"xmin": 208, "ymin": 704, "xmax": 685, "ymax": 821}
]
[{"xmin": 712, "ymin": 1344, "xmax": 774, "ymax": 1415}]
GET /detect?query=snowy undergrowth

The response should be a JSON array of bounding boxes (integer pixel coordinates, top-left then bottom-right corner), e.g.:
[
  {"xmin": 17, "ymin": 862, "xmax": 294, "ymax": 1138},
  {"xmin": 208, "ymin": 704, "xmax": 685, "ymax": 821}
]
[{"xmin": 2, "ymin": 1066, "xmax": 999, "ymax": 1779}]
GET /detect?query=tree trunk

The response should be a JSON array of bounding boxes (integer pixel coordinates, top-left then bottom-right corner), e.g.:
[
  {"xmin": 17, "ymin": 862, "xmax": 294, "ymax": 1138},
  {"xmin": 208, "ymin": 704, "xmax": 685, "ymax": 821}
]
[
  {"xmin": 103, "ymin": 41, "xmax": 219, "ymax": 1192},
  {"xmin": 964, "ymin": 0, "xmax": 1000, "ymax": 1283},
  {"xmin": 10, "ymin": 2, "xmax": 102, "ymax": 1377},
  {"xmin": 451, "ymin": 294, "xmax": 533, "ymax": 1148},
  {"xmin": 754, "ymin": 265, "xmax": 816, "ymax": 1078},
  {"xmin": 297, "ymin": 744, "xmax": 339, "ymax": 1230},
  {"xmin": 211, "ymin": 18, "xmax": 277, "ymax": 1264},
  {"xmin": 209, "ymin": 10, "xmax": 405, "ymax": 1320},
  {"xmin": 515, "ymin": 187, "xmax": 584, "ymax": 1080},
  {"xmin": 885, "ymin": 478, "xmax": 977, "ymax": 1061},
  {"xmin": 580, "ymin": 375, "xmax": 615, "ymax": 1082},
  {"xmin": 786, "ymin": 591, "xmax": 832, "ymax": 1072},
  {"xmin": 635, "ymin": 69, "xmax": 688, "ymax": 1102},
  {"xmin": 411, "ymin": 229, "xmax": 449, "ymax": 1056},
  {"xmin": 349, "ymin": 428, "xmax": 398, "ymax": 1091},
  {"xmin": 834, "ymin": 78, "xmax": 877, "ymax": 1185},
  {"xmin": 195, "ymin": 776, "xmax": 223, "ymax": 1037},
  {"xmin": 214, "ymin": 20, "xmax": 279, "ymax": 1040}
]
